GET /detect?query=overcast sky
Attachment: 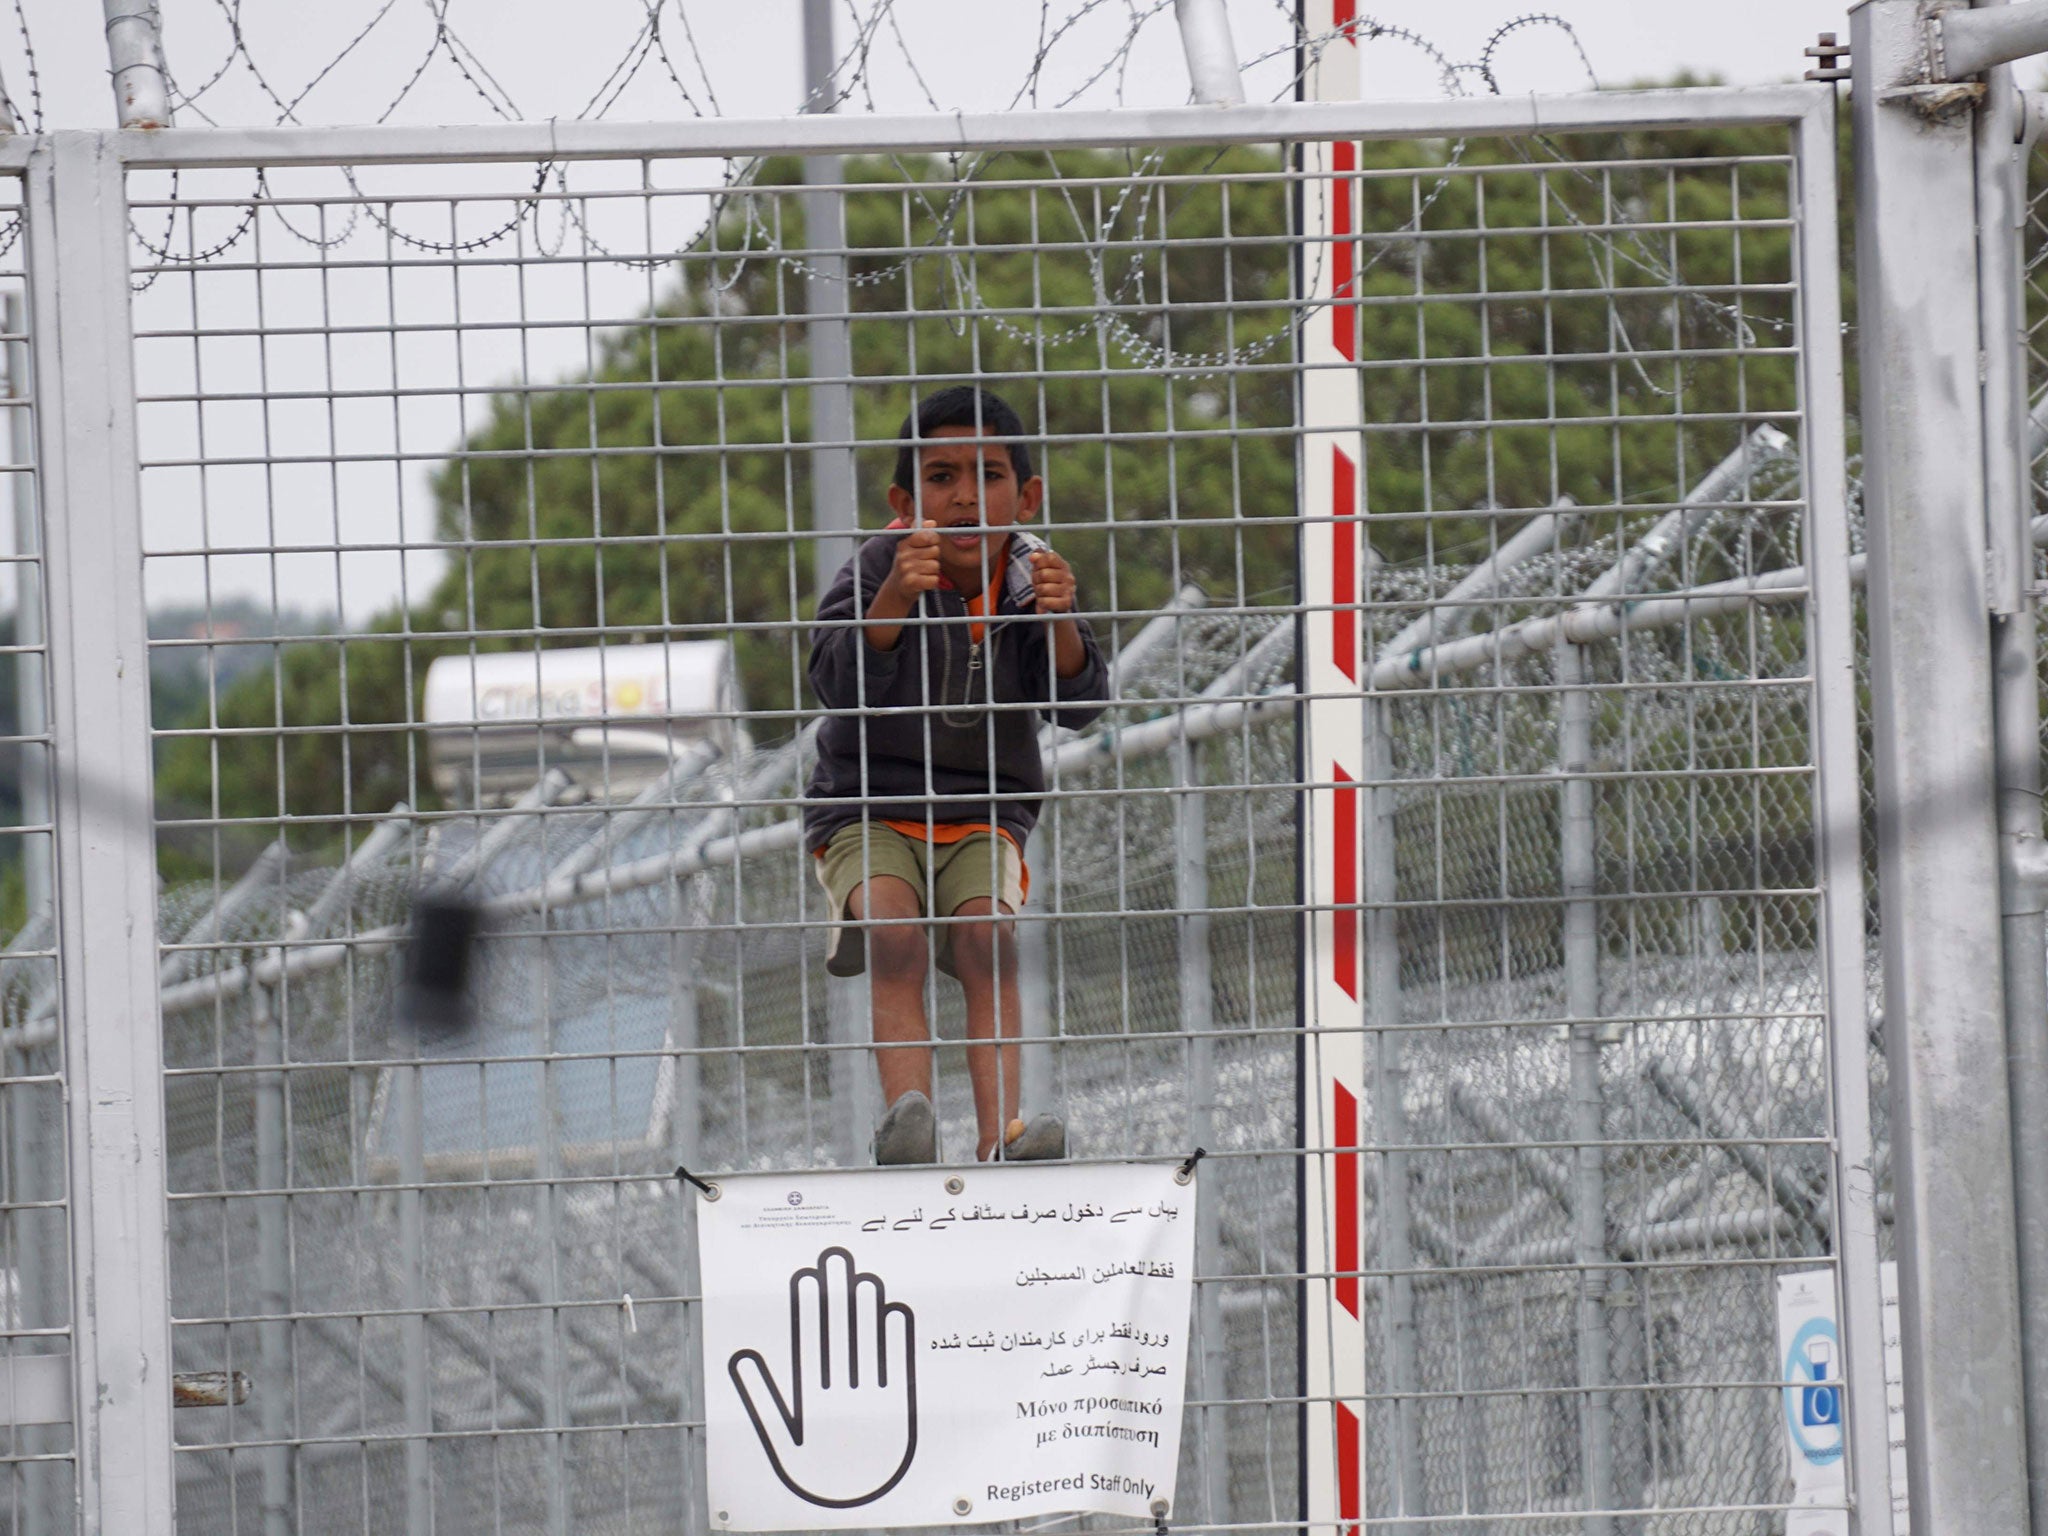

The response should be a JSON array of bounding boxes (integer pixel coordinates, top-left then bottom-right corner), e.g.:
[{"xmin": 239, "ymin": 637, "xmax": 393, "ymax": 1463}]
[
  {"xmin": 13, "ymin": 2, "xmax": 1856, "ymax": 130},
  {"xmin": 1, "ymin": 1, "xmax": 1858, "ymax": 622}
]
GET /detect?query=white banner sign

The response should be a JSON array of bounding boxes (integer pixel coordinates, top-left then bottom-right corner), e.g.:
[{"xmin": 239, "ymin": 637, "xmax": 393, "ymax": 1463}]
[
  {"xmin": 1776, "ymin": 1269, "xmax": 1847, "ymax": 1536},
  {"xmin": 699, "ymin": 1162, "xmax": 1196, "ymax": 1531}
]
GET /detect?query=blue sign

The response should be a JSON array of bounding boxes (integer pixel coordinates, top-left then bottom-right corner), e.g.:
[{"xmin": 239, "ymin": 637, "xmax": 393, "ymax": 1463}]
[{"xmin": 1783, "ymin": 1316, "xmax": 1844, "ymax": 1467}]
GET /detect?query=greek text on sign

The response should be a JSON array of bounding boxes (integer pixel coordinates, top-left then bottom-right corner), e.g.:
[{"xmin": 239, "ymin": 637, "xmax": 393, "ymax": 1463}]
[{"xmin": 698, "ymin": 1163, "xmax": 1196, "ymax": 1530}]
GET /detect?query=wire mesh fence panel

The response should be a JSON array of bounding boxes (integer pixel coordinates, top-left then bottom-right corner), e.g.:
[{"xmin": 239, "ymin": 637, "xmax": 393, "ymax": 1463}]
[
  {"xmin": 114, "ymin": 98, "xmax": 1866, "ymax": 1536},
  {"xmin": 1291, "ymin": 105, "xmax": 1869, "ymax": 1534},
  {"xmin": 0, "ymin": 173, "xmax": 79, "ymax": 1534}
]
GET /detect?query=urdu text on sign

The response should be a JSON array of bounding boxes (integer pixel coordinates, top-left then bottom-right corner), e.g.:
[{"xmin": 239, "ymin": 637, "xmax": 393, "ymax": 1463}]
[{"xmin": 698, "ymin": 1162, "xmax": 1196, "ymax": 1530}]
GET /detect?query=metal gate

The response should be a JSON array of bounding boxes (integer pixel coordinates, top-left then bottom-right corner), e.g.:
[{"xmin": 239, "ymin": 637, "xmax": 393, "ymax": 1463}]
[{"xmin": 0, "ymin": 84, "xmax": 1886, "ymax": 1533}]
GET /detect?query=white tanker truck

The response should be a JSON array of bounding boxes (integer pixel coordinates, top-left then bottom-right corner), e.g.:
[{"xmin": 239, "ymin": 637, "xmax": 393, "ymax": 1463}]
[{"xmin": 423, "ymin": 640, "xmax": 746, "ymax": 806}]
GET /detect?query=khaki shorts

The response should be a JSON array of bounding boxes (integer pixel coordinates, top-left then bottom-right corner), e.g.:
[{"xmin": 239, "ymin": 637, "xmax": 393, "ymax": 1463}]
[{"xmin": 815, "ymin": 821, "xmax": 1025, "ymax": 979}]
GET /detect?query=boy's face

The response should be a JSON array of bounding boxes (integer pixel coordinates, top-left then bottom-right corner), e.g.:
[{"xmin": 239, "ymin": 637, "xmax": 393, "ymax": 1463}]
[{"xmin": 885, "ymin": 425, "xmax": 1044, "ymax": 595}]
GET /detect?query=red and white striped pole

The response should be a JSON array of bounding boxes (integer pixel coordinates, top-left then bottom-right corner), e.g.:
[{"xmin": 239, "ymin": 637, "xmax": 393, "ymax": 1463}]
[{"xmin": 1296, "ymin": 4, "xmax": 1367, "ymax": 1532}]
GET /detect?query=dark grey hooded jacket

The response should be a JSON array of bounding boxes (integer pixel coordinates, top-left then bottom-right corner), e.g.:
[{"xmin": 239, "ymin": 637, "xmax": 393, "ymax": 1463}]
[{"xmin": 803, "ymin": 528, "xmax": 1109, "ymax": 854}]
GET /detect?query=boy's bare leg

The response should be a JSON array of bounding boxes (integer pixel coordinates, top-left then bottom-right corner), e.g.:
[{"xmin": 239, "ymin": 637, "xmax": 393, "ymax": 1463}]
[
  {"xmin": 848, "ymin": 876, "xmax": 933, "ymax": 1105},
  {"xmin": 950, "ymin": 896, "xmax": 1021, "ymax": 1160}
]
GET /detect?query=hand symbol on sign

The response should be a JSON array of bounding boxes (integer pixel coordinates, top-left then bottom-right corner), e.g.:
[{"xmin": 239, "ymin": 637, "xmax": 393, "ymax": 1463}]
[{"xmin": 728, "ymin": 1246, "xmax": 919, "ymax": 1508}]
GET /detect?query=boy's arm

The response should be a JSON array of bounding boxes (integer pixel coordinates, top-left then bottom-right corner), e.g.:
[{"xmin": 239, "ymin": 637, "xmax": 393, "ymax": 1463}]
[
  {"xmin": 1048, "ymin": 617, "xmax": 1089, "ymax": 680},
  {"xmin": 1025, "ymin": 547, "xmax": 1110, "ymax": 727},
  {"xmin": 808, "ymin": 538, "xmax": 906, "ymax": 709},
  {"xmin": 856, "ymin": 521, "xmax": 942, "ymax": 654},
  {"xmin": 808, "ymin": 526, "xmax": 947, "ymax": 707},
  {"xmin": 1042, "ymin": 617, "xmax": 1109, "ymax": 727},
  {"xmin": 1030, "ymin": 552, "xmax": 1090, "ymax": 680}
]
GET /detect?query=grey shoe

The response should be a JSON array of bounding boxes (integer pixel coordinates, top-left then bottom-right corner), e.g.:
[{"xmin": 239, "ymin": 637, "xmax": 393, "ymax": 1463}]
[
  {"xmin": 1000, "ymin": 1113, "xmax": 1066, "ymax": 1161},
  {"xmin": 872, "ymin": 1090, "xmax": 939, "ymax": 1166}
]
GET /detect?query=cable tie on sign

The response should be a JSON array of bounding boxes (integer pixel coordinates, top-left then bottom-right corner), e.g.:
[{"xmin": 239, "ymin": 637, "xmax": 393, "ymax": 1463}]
[
  {"xmin": 674, "ymin": 1165, "xmax": 720, "ymax": 1201},
  {"xmin": 1174, "ymin": 1148, "xmax": 1206, "ymax": 1185}
]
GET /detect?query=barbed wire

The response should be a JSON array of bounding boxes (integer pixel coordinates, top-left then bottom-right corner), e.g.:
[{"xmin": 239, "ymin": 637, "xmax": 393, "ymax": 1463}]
[
  {"xmin": 0, "ymin": 0, "xmax": 39, "ymax": 135},
  {"xmin": 0, "ymin": 0, "xmax": 38, "ymax": 258},
  {"xmin": 62, "ymin": 0, "xmax": 1776, "ymax": 389}
]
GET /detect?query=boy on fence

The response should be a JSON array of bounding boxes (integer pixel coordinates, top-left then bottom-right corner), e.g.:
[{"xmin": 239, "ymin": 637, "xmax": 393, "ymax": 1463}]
[{"xmin": 805, "ymin": 386, "xmax": 1108, "ymax": 1165}]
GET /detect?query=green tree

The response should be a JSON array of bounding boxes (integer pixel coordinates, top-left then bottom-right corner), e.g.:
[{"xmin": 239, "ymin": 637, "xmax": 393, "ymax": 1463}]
[{"xmin": 155, "ymin": 128, "xmax": 1803, "ymax": 865}]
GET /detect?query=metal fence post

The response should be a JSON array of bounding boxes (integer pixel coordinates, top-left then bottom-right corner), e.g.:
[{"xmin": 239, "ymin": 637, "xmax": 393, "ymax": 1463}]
[
  {"xmin": 667, "ymin": 918, "xmax": 708, "ymax": 1536},
  {"xmin": 802, "ymin": 0, "xmax": 856, "ymax": 597},
  {"xmin": 25, "ymin": 129, "xmax": 176, "ymax": 1532},
  {"xmin": 1172, "ymin": 731, "xmax": 1230, "ymax": 1528},
  {"xmin": 392, "ymin": 1058, "xmax": 433, "ymax": 1536},
  {"xmin": 1172, "ymin": 0, "xmax": 1246, "ymax": 106},
  {"xmin": 1796, "ymin": 86, "xmax": 1898, "ymax": 1536},
  {"xmin": 1852, "ymin": 4, "xmax": 2033, "ymax": 1527},
  {"xmin": 804, "ymin": 0, "xmax": 868, "ymax": 1171},
  {"xmin": 1973, "ymin": 19, "xmax": 2048, "ymax": 1534},
  {"xmin": 537, "ymin": 1031, "xmax": 573, "ymax": 1536},
  {"xmin": 2000, "ymin": 471, "xmax": 2048, "ymax": 1532},
  {"xmin": 1018, "ymin": 894, "xmax": 1055, "ymax": 1121},
  {"xmin": 252, "ymin": 980, "xmax": 296, "ymax": 1535},
  {"xmin": 1556, "ymin": 636, "xmax": 1613, "ymax": 1534},
  {"xmin": 1362, "ymin": 693, "xmax": 1422, "ymax": 1530},
  {"xmin": 100, "ymin": 1, "xmax": 171, "ymax": 130}
]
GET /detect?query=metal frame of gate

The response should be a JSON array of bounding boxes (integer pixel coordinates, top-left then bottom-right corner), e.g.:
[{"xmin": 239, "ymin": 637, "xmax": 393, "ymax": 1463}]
[{"xmin": 0, "ymin": 81, "xmax": 1896, "ymax": 1531}]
